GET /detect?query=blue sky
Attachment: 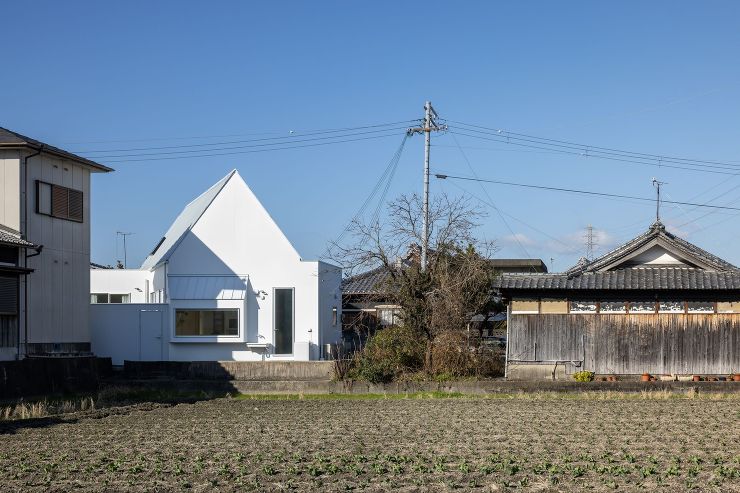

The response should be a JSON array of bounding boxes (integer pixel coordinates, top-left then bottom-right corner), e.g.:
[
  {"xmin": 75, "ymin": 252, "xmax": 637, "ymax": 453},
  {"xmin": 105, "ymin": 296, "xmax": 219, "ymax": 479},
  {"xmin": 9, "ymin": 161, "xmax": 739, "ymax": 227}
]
[{"xmin": 3, "ymin": 1, "xmax": 740, "ymax": 272}]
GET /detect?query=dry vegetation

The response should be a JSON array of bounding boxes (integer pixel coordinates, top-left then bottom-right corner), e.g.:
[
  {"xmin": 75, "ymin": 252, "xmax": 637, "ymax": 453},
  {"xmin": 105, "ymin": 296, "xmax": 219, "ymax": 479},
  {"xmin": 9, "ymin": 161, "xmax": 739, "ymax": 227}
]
[{"xmin": 1, "ymin": 393, "xmax": 739, "ymax": 492}]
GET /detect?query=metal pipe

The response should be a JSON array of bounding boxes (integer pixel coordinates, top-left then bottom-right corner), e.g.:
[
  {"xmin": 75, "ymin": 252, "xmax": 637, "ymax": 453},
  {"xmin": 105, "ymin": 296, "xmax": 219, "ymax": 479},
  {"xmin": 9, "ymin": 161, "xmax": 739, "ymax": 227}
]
[{"xmin": 22, "ymin": 147, "xmax": 42, "ymax": 358}]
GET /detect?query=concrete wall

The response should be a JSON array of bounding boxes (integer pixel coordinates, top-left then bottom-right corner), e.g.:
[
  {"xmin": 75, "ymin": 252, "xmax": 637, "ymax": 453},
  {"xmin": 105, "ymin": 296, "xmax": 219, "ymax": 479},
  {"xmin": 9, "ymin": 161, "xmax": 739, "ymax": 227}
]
[
  {"xmin": 123, "ymin": 360, "xmax": 334, "ymax": 381},
  {"xmin": 0, "ymin": 357, "xmax": 111, "ymax": 399}
]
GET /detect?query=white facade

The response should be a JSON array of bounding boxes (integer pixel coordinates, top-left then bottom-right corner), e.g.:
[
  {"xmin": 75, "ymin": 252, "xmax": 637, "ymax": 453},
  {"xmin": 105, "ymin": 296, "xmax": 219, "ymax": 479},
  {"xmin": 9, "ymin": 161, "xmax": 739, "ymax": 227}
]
[
  {"xmin": 0, "ymin": 144, "xmax": 110, "ymax": 359},
  {"xmin": 90, "ymin": 170, "xmax": 342, "ymax": 363}
]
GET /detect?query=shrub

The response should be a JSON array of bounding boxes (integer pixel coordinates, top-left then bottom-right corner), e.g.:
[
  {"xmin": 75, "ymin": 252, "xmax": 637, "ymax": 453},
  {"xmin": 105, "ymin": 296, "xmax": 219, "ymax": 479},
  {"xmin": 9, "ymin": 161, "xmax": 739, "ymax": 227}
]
[
  {"xmin": 430, "ymin": 331, "xmax": 504, "ymax": 379},
  {"xmin": 573, "ymin": 371, "xmax": 595, "ymax": 382},
  {"xmin": 349, "ymin": 325, "xmax": 425, "ymax": 383}
]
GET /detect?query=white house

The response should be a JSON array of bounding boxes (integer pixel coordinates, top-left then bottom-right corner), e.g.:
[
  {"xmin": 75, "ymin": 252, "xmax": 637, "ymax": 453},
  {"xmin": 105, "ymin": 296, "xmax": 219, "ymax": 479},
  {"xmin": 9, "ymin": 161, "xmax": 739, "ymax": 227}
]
[
  {"xmin": 0, "ymin": 127, "xmax": 112, "ymax": 360},
  {"xmin": 90, "ymin": 170, "xmax": 342, "ymax": 364}
]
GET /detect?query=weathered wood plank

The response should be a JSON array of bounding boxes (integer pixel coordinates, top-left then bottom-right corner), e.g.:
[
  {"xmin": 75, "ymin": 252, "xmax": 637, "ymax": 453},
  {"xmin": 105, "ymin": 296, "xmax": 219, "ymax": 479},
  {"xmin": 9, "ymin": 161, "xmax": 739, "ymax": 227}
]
[{"xmin": 508, "ymin": 313, "xmax": 740, "ymax": 375}]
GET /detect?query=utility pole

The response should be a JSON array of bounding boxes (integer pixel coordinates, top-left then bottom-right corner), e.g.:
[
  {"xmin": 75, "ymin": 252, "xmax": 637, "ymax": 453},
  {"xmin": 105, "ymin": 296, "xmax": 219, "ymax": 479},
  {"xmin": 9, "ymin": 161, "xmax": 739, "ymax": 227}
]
[
  {"xmin": 652, "ymin": 178, "xmax": 667, "ymax": 222},
  {"xmin": 116, "ymin": 231, "xmax": 134, "ymax": 269},
  {"xmin": 407, "ymin": 101, "xmax": 446, "ymax": 271}
]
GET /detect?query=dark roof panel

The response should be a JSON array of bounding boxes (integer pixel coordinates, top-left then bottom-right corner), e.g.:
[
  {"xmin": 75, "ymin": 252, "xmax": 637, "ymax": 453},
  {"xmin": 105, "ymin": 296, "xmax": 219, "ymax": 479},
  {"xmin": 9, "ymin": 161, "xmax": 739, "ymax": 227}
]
[
  {"xmin": 495, "ymin": 267, "xmax": 740, "ymax": 291},
  {"xmin": 0, "ymin": 127, "xmax": 113, "ymax": 172}
]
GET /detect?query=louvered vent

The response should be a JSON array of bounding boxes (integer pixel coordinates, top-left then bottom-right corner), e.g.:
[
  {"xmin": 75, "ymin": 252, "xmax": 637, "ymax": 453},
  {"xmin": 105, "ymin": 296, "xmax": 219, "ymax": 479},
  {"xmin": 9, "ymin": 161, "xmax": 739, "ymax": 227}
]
[
  {"xmin": 68, "ymin": 189, "xmax": 83, "ymax": 221},
  {"xmin": 51, "ymin": 185, "xmax": 68, "ymax": 218},
  {"xmin": 0, "ymin": 275, "xmax": 18, "ymax": 315}
]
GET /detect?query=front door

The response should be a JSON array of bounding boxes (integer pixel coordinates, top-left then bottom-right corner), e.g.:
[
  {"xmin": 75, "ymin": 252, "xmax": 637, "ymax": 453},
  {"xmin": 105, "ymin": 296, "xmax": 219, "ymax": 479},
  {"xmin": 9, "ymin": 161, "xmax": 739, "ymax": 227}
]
[{"xmin": 140, "ymin": 310, "xmax": 163, "ymax": 360}]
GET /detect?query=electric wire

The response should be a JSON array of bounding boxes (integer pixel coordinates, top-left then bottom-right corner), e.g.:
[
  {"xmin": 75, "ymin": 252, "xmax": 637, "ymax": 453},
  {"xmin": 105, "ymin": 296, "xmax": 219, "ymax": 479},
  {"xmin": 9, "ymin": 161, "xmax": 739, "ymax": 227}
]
[
  {"xmin": 319, "ymin": 134, "xmax": 408, "ymax": 260},
  {"xmin": 448, "ymin": 130, "xmax": 740, "ymax": 176},
  {"xmin": 101, "ymin": 132, "xmax": 403, "ymax": 163},
  {"xmin": 75, "ymin": 120, "xmax": 418, "ymax": 155},
  {"xmin": 433, "ymin": 173, "xmax": 740, "ymax": 212},
  {"xmin": 448, "ymin": 120, "xmax": 740, "ymax": 169}
]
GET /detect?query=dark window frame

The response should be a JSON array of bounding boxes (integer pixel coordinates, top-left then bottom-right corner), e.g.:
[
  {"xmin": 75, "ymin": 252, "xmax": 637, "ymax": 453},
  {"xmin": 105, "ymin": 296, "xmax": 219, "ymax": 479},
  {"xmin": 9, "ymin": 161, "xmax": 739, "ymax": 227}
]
[
  {"xmin": 36, "ymin": 180, "xmax": 84, "ymax": 223},
  {"xmin": 174, "ymin": 308, "xmax": 240, "ymax": 337}
]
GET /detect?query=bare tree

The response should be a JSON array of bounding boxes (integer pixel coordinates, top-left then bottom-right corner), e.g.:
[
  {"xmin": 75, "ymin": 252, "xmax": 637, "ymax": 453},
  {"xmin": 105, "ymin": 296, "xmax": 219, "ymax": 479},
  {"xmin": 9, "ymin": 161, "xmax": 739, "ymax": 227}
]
[{"xmin": 330, "ymin": 193, "xmax": 499, "ymax": 372}]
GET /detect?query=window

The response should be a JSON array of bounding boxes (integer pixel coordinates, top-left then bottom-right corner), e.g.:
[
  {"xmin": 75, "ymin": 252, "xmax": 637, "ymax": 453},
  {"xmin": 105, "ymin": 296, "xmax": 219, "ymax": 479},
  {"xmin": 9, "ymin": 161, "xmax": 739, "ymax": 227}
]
[
  {"xmin": 91, "ymin": 293, "xmax": 130, "ymax": 304},
  {"xmin": 629, "ymin": 301, "xmax": 656, "ymax": 313},
  {"xmin": 378, "ymin": 308, "xmax": 398, "ymax": 326},
  {"xmin": 175, "ymin": 309, "xmax": 239, "ymax": 336},
  {"xmin": 332, "ymin": 307, "xmax": 338, "ymax": 326},
  {"xmin": 0, "ymin": 275, "xmax": 18, "ymax": 315},
  {"xmin": 274, "ymin": 288, "xmax": 294, "ymax": 354},
  {"xmin": 0, "ymin": 246, "xmax": 17, "ymax": 266},
  {"xmin": 570, "ymin": 301, "xmax": 597, "ymax": 313},
  {"xmin": 37, "ymin": 181, "xmax": 83, "ymax": 222},
  {"xmin": 600, "ymin": 301, "xmax": 627, "ymax": 314},
  {"xmin": 687, "ymin": 301, "xmax": 714, "ymax": 313},
  {"xmin": 659, "ymin": 301, "xmax": 684, "ymax": 313}
]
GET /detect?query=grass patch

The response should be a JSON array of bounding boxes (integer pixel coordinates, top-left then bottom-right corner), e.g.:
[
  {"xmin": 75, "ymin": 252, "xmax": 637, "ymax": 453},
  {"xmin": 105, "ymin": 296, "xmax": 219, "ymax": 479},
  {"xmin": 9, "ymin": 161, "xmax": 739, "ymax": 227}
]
[
  {"xmin": 234, "ymin": 390, "xmax": 740, "ymax": 401},
  {"xmin": 234, "ymin": 391, "xmax": 469, "ymax": 400}
]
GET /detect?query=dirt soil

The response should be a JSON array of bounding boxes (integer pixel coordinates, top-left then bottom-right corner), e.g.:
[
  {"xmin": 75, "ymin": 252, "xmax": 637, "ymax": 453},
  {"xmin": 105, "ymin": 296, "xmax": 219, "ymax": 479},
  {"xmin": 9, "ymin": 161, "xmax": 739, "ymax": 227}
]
[{"xmin": 0, "ymin": 397, "xmax": 738, "ymax": 492}]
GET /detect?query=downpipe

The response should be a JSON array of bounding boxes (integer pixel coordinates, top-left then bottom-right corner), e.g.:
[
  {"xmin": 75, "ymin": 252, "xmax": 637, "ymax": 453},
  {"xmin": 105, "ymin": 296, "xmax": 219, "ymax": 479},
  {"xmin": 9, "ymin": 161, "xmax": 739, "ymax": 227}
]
[{"xmin": 22, "ymin": 147, "xmax": 42, "ymax": 359}]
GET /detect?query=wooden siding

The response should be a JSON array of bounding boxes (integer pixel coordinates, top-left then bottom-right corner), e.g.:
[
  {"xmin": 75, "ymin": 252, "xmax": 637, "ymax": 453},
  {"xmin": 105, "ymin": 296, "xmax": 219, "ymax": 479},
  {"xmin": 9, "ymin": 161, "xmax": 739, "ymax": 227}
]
[{"xmin": 508, "ymin": 314, "xmax": 740, "ymax": 375}]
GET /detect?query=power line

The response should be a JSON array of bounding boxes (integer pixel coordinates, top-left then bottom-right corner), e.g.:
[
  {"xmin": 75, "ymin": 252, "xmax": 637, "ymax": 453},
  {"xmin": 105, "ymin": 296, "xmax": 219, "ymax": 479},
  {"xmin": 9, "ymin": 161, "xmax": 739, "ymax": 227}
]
[
  {"xmin": 448, "ymin": 130, "xmax": 740, "ymax": 176},
  {"xmin": 433, "ymin": 173, "xmax": 740, "ymax": 212},
  {"xmin": 75, "ymin": 120, "xmax": 417, "ymax": 154},
  {"xmin": 320, "ymin": 134, "xmax": 409, "ymax": 260},
  {"xmin": 448, "ymin": 120, "xmax": 740, "ymax": 169},
  {"xmin": 82, "ymin": 126, "xmax": 412, "ymax": 160},
  {"xmin": 101, "ymin": 131, "xmax": 404, "ymax": 163}
]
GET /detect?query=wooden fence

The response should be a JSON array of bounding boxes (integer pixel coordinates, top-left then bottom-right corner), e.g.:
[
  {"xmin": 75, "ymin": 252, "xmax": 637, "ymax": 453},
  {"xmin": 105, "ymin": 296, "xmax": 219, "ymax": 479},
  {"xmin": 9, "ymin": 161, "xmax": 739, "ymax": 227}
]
[{"xmin": 508, "ymin": 313, "xmax": 740, "ymax": 375}]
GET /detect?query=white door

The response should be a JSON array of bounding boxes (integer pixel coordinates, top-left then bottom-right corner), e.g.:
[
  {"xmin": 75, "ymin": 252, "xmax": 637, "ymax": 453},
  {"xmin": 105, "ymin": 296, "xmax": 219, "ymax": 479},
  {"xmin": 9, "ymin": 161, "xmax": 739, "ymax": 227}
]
[{"xmin": 139, "ymin": 310, "xmax": 163, "ymax": 361}]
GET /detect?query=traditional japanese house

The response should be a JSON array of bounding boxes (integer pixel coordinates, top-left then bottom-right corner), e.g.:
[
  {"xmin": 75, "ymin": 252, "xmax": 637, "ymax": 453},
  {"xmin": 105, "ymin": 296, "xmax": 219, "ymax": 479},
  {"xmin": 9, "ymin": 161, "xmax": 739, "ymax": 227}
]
[
  {"xmin": 343, "ymin": 256, "xmax": 547, "ymax": 347},
  {"xmin": 495, "ymin": 221, "xmax": 740, "ymax": 379}
]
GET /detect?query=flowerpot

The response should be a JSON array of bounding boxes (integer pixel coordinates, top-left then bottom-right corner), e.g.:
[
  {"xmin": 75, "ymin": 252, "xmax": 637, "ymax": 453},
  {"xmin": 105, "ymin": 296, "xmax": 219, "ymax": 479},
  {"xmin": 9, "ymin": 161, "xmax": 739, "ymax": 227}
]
[
  {"xmin": 692, "ymin": 375, "xmax": 701, "ymax": 382},
  {"xmin": 641, "ymin": 373, "xmax": 651, "ymax": 382},
  {"xmin": 608, "ymin": 375, "xmax": 617, "ymax": 382},
  {"xmin": 733, "ymin": 374, "xmax": 740, "ymax": 382}
]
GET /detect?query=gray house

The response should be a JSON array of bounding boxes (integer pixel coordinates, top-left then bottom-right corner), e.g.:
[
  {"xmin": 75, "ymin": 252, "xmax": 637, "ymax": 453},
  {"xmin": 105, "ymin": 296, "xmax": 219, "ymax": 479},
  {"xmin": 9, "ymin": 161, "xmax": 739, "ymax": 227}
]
[{"xmin": 0, "ymin": 127, "xmax": 112, "ymax": 359}]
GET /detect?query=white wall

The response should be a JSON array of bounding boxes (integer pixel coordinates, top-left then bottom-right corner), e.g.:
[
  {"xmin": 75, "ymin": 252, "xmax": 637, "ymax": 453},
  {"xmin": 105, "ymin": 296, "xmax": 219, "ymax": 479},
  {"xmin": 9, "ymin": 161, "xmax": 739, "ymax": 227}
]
[
  {"xmin": 90, "ymin": 269, "xmax": 152, "ymax": 303},
  {"xmin": 90, "ymin": 171, "xmax": 342, "ymax": 362},
  {"xmin": 162, "ymin": 174, "xmax": 328, "ymax": 360},
  {"xmin": 0, "ymin": 151, "xmax": 20, "ymax": 231},
  {"xmin": 91, "ymin": 304, "xmax": 169, "ymax": 365}
]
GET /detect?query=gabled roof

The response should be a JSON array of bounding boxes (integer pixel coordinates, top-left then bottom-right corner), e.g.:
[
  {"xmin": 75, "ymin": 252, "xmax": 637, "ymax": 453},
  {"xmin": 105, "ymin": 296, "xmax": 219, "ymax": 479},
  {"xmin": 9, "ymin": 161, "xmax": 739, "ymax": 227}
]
[
  {"xmin": 342, "ymin": 261, "xmax": 411, "ymax": 296},
  {"xmin": 140, "ymin": 170, "xmax": 236, "ymax": 270},
  {"xmin": 570, "ymin": 221, "xmax": 736, "ymax": 274},
  {"xmin": 343, "ymin": 257, "xmax": 547, "ymax": 296},
  {"xmin": 495, "ymin": 222, "xmax": 740, "ymax": 292},
  {"xmin": 0, "ymin": 127, "xmax": 113, "ymax": 172}
]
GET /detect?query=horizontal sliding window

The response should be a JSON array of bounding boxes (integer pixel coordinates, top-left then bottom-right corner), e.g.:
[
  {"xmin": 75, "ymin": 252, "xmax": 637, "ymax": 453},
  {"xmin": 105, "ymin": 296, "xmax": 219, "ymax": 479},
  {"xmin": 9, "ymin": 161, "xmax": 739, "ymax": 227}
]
[
  {"xmin": 175, "ymin": 309, "xmax": 238, "ymax": 336},
  {"xmin": 570, "ymin": 301, "xmax": 597, "ymax": 313},
  {"xmin": 90, "ymin": 293, "xmax": 130, "ymax": 304},
  {"xmin": 37, "ymin": 181, "xmax": 83, "ymax": 222},
  {"xmin": 600, "ymin": 301, "xmax": 627, "ymax": 314},
  {"xmin": 659, "ymin": 301, "xmax": 684, "ymax": 313},
  {"xmin": 629, "ymin": 301, "xmax": 655, "ymax": 313},
  {"xmin": 687, "ymin": 301, "xmax": 714, "ymax": 313}
]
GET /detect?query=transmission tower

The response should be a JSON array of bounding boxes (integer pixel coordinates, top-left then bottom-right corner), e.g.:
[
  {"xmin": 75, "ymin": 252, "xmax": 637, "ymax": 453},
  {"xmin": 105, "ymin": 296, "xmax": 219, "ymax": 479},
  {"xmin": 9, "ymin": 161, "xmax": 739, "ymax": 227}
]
[{"xmin": 584, "ymin": 224, "xmax": 597, "ymax": 261}]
